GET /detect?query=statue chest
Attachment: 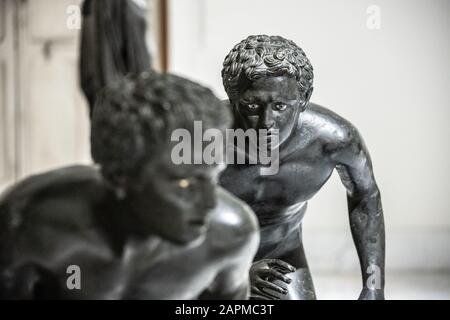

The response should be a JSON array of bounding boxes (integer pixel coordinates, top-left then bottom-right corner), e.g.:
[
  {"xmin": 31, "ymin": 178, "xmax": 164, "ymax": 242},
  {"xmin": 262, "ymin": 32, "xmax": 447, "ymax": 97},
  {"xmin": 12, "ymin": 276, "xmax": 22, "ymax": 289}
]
[
  {"xmin": 220, "ymin": 158, "xmax": 334, "ymax": 208},
  {"xmin": 54, "ymin": 237, "xmax": 217, "ymax": 299},
  {"xmin": 114, "ymin": 239, "xmax": 218, "ymax": 299}
]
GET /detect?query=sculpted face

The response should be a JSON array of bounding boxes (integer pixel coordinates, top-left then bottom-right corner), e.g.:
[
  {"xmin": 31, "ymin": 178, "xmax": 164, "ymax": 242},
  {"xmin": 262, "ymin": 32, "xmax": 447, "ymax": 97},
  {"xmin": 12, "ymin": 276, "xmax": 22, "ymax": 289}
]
[
  {"xmin": 233, "ymin": 76, "xmax": 311, "ymax": 149},
  {"xmin": 129, "ymin": 147, "xmax": 225, "ymax": 245}
]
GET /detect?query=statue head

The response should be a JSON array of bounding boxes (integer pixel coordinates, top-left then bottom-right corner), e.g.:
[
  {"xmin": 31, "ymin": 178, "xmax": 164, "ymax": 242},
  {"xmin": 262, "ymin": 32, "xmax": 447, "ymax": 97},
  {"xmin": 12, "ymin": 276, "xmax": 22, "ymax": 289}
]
[
  {"xmin": 222, "ymin": 35, "xmax": 314, "ymax": 148},
  {"xmin": 91, "ymin": 71, "xmax": 231, "ymax": 244}
]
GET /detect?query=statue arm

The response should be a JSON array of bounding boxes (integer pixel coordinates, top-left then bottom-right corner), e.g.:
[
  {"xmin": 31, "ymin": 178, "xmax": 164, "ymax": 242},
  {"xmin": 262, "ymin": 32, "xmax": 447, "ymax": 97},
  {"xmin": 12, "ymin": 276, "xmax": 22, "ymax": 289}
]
[
  {"xmin": 80, "ymin": 0, "xmax": 152, "ymax": 116},
  {"xmin": 199, "ymin": 197, "xmax": 260, "ymax": 300},
  {"xmin": 332, "ymin": 125, "xmax": 385, "ymax": 300},
  {"xmin": 199, "ymin": 231, "xmax": 259, "ymax": 299},
  {"xmin": 199, "ymin": 263, "xmax": 251, "ymax": 300}
]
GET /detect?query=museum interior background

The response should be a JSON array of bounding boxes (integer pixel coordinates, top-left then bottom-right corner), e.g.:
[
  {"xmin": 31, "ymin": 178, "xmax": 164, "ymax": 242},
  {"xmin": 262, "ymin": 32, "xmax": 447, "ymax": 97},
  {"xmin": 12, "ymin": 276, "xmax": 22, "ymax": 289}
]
[{"xmin": 0, "ymin": 0, "xmax": 449, "ymax": 299}]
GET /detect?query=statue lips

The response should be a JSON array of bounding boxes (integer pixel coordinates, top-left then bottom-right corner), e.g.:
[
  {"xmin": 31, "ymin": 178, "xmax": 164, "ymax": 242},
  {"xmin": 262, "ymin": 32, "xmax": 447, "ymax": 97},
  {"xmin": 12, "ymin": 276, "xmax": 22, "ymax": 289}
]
[
  {"xmin": 177, "ymin": 217, "xmax": 208, "ymax": 242},
  {"xmin": 187, "ymin": 216, "xmax": 209, "ymax": 233},
  {"xmin": 189, "ymin": 218, "xmax": 206, "ymax": 227}
]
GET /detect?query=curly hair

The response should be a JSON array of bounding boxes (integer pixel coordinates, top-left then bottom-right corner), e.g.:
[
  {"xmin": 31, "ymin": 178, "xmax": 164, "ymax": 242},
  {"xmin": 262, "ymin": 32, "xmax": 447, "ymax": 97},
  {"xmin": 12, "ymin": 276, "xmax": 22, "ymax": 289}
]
[
  {"xmin": 222, "ymin": 35, "xmax": 314, "ymax": 102},
  {"xmin": 91, "ymin": 71, "xmax": 231, "ymax": 189}
]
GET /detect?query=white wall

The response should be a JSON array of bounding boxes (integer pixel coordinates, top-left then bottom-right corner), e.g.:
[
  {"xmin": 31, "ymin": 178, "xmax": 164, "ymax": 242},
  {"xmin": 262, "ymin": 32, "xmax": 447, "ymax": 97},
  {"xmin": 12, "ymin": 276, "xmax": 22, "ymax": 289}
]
[
  {"xmin": 18, "ymin": 0, "xmax": 91, "ymax": 177},
  {"xmin": 0, "ymin": 0, "xmax": 18, "ymax": 191},
  {"xmin": 168, "ymin": 0, "xmax": 450, "ymax": 272}
]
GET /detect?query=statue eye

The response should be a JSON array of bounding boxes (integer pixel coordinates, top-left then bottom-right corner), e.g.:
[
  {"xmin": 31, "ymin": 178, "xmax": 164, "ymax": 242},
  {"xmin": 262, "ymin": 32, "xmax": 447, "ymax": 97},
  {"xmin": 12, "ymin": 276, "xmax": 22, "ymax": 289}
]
[
  {"xmin": 273, "ymin": 103, "xmax": 287, "ymax": 111},
  {"xmin": 178, "ymin": 179, "xmax": 190, "ymax": 189},
  {"xmin": 246, "ymin": 104, "xmax": 259, "ymax": 111}
]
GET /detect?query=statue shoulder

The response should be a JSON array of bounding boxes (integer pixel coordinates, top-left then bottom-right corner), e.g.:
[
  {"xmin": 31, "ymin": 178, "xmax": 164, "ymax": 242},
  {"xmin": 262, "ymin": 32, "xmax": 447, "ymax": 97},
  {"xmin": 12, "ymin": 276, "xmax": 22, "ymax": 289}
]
[
  {"xmin": 0, "ymin": 165, "xmax": 107, "ymax": 234},
  {"xmin": 221, "ymin": 99, "xmax": 233, "ymax": 113},
  {"xmin": 299, "ymin": 102, "xmax": 362, "ymax": 154},
  {"xmin": 221, "ymin": 99, "xmax": 232, "ymax": 106},
  {"xmin": 207, "ymin": 186, "xmax": 259, "ymax": 252}
]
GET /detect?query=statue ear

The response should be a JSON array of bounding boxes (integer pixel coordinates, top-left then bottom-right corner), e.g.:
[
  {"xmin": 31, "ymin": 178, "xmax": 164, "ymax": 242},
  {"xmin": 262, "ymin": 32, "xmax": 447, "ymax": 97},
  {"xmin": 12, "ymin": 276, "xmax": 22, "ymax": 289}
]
[
  {"xmin": 300, "ymin": 87, "xmax": 314, "ymax": 110},
  {"xmin": 305, "ymin": 86, "xmax": 313, "ymax": 102}
]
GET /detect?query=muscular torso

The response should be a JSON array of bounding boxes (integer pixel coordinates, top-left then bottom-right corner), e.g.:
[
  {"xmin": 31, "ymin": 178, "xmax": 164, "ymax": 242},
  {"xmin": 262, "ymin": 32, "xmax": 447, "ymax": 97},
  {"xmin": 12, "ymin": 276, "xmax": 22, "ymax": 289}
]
[
  {"xmin": 8, "ymin": 230, "xmax": 223, "ymax": 299},
  {"xmin": 220, "ymin": 101, "xmax": 384, "ymax": 300},
  {"xmin": 0, "ymin": 166, "xmax": 257, "ymax": 299},
  {"xmin": 39, "ymin": 230, "xmax": 230, "ymax": 299},
  {"xmin": 220, "ymin": 103, "xmax": 350, "ymax": 259}
]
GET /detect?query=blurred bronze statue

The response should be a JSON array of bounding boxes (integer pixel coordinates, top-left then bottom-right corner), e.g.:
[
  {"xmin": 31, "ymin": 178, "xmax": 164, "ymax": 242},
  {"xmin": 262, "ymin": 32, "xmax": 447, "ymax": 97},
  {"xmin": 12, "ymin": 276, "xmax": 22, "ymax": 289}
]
[
  {"xmin": 80, "ymin": 0, "xmax": 152, "ymax": 116},
  {"xmin": 220, "ymin": 35, "xmax": 385, "ymax": 300},
  {"xmin": 0, "ymin": 72, "xmax": 259, "ymax": 299}
]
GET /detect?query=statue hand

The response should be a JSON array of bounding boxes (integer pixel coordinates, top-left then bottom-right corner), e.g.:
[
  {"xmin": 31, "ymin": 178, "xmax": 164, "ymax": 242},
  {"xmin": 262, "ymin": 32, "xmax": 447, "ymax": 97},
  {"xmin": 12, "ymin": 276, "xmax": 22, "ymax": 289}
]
[
  {"xmin": 250, "ymin": 259, "xmax": 296, "ymax": 300},
  {"xmin": 358, "ymin": 288, "xmax": 385, "ymax": 300}
]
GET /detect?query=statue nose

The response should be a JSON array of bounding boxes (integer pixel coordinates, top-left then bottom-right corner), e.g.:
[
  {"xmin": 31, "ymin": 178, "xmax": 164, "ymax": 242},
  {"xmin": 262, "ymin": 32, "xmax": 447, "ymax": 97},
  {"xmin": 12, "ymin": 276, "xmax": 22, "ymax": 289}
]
[{"xmin": 261, "ymin": 109, "xmax": 275, "ymax": 129}]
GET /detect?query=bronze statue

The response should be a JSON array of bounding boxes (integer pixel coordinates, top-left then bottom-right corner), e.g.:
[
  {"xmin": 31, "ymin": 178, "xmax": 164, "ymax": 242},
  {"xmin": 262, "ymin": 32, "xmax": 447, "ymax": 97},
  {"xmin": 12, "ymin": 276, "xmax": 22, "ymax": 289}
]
[
  {"xmin": 220, "ymin": 35, "xmax": 385, "ymax": 300},
  {"xmin": 0, "ymin": 72, "xmax": 259, "ymax": 299}
]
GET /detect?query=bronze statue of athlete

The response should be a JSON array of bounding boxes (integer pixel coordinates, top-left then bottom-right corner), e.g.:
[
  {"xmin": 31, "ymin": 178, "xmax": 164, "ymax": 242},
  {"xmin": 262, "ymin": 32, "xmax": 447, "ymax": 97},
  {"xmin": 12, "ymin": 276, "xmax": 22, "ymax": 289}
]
[{"xmin": 220, "ymin": 35, "xmax": 385, "ymax": 300}]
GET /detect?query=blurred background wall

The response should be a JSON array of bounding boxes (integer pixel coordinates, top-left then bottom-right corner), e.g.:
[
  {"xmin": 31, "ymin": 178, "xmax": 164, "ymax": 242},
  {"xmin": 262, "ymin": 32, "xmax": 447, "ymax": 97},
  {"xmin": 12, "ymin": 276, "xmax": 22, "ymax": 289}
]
[
  {"xmin": 0, "ymin": 0, "xmax": 90, "ymax": 189},
  {"xmin": 0, "ymin": 0, "xmax": 449, "ymax": 298}
]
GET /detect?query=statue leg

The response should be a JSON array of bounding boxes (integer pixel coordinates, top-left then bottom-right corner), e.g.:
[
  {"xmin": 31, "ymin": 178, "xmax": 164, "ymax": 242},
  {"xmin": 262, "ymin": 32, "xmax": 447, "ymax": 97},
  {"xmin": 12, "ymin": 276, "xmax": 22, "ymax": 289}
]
[
  {"xmin": 276, "ymin": 226, "xmax": 317, "ymax": 300},
  {"xmin": 252, "ymin": 224, "xmax": 317, "ymax": 300}
]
